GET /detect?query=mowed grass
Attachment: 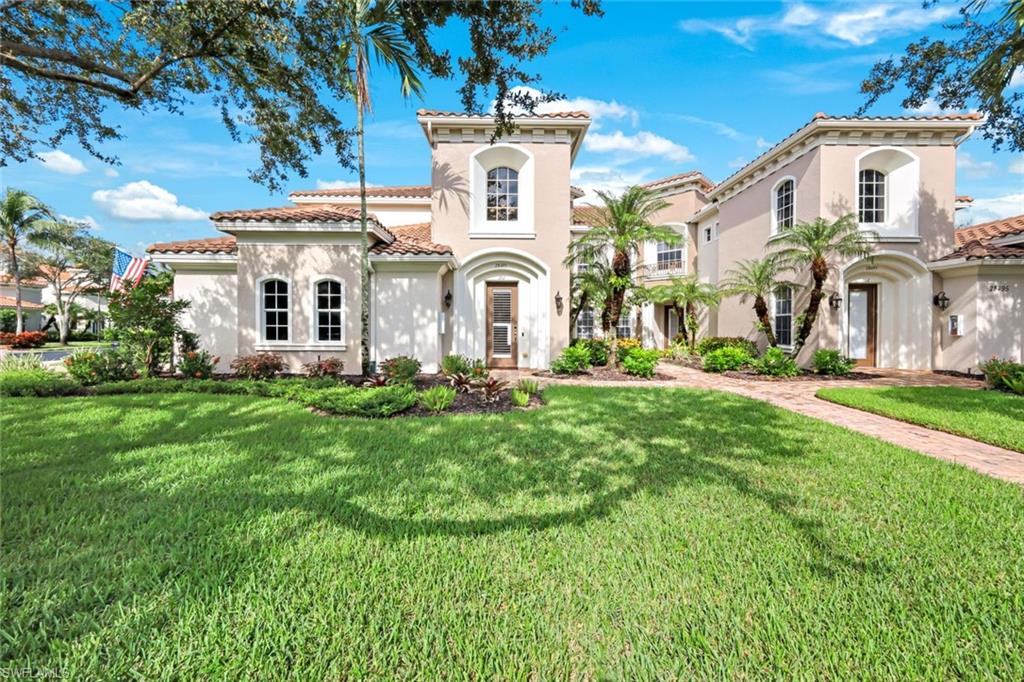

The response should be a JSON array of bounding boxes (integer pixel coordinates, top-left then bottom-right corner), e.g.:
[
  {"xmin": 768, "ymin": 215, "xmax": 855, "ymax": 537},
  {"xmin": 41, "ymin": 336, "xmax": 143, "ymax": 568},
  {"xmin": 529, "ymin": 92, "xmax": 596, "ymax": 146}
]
[
  {"xmin": 817, "ymin": 385, "xmax": 1024, "ymax": 453},
  {"xmin": 3, "ymin": 386, "xmax": 1023, "ymax": 678}
]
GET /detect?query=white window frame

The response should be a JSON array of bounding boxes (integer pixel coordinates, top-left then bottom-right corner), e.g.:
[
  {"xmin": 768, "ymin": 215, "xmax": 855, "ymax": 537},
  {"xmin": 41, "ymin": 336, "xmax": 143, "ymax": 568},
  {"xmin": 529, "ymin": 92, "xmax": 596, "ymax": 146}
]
[
  {"xmin": 616, "ymin": 309, "xmax": 633, "ymax": 339},
  {"xmin": 655, "ymin": 240, "xmax": 684, "ymax": 272},
  {"xmin": 858, "ymin": 168, "xmax": 887, "ymax": 225},
  {"xmin": 485, "ymin": 166, "xmax": 519, "ymax": 222},
  {"xmin": 771, "ymin": 176, "xmax": 796, "ymax": 235},
  {"xmin": 772, "ymin": 286, "xmax": 794, "ymax": 349},
  {"xmin": 257, "ymin": 275, "xmax": 291, "ymax": 344},
  {"xmin": 702, "ymin": 223, "xmax": 718, "ymax": 244},
  {"xmin": 576, "ymin": 306, "xmax": 595, "ymax": 340},
  {"xmin": 310, "ymin": 275, "xmax": 346, "ymax": 345}
]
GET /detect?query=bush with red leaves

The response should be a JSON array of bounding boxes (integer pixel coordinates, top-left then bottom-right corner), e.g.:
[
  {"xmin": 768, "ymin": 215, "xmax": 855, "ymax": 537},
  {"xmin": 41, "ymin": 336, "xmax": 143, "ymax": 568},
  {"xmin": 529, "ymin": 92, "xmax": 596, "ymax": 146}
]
[{"xmin": 0, "ymin": 331, "xmax": 48, "ymax": 348}]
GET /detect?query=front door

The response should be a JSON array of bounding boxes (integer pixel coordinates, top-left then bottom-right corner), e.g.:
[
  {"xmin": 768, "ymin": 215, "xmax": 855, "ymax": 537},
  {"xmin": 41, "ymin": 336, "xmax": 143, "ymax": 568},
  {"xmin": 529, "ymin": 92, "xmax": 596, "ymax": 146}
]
[
  {"xmin": 847, "ymin": 284, "xmax": 877, "ymax": 367},
  {"xmin": 486, "ymin": 282, "xmax": 518, "ymax": 368}
]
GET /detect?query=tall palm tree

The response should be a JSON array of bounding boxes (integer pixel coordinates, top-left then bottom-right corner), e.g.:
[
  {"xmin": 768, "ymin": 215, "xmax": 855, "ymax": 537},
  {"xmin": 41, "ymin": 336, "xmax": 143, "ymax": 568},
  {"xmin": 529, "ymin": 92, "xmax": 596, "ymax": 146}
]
[
  {"xmin": 567, "ymin": 186, "xmax": 680, "ymax": 359},
  {"xmin": 648, "ymin": 275, "xmax": 720, "ymax": 351},
  {"xmin": 567, "ymin": 258, "xmax": 612, "ymax": 341},
  {"xmin": 721, "ymin": 256, "xmax": 792, "ymax": 347},
  {"xmin": 339, "ymin": 0, "xmax": 424, "ymax": 375},
  {"xmin": 769, "ymin": 214, "xmax": 876, "ymax": 353},
  {"xmin": 0, "ymin": 189, "xmax": 52, "ymax": 333}
]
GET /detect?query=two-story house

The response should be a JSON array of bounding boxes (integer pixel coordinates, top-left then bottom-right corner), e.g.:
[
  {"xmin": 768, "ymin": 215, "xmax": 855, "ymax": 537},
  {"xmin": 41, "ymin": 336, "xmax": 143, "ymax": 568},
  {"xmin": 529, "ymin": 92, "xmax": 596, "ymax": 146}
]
[{"xmin": 149, "ymin": 109, "xmax": 1023, "ymax": 374}]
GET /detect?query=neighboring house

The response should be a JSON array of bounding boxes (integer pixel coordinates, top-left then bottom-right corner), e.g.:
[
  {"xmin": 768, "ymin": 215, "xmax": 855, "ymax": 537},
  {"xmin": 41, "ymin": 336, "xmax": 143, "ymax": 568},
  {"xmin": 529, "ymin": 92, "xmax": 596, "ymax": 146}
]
[
  {"xmin": 150, "ymin": 109, "xmax": 1023, "ymax": 374},
  {"xmin": 0, "ymin": 274, "xmax": 46, "ymax": 331},
  {"xmin": 38, "ymin": 266, "xmax": 109, "ymax": 335}
]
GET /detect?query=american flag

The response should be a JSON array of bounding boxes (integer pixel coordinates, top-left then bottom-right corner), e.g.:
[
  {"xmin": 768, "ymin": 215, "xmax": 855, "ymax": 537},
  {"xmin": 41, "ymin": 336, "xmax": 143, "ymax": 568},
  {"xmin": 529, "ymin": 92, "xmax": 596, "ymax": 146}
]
[{"xmin": 110, "ymin": 247, "xmax": 149, "ymax": 292}]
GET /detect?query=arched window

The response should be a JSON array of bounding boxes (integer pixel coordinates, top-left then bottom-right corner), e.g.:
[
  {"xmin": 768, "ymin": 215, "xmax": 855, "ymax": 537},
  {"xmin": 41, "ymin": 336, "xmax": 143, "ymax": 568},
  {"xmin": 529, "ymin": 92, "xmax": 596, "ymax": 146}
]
[
  {"xmin": 486, "ymin": 166, "xmax": 518, "ymax": 221},
  {"xmin": 314, "ymin": 279, "xmax": 343, "ymax": 342},
  {"xmin": 774, "ymin": 179, "xmax": 794, "ymax": 232},
  {"xmin": 858, "ymin": 169, "xmax": 886, "ymax": 224},
  {"xmin": 261, "ymin": 279, "xmax": 289, "ymax": 341}
]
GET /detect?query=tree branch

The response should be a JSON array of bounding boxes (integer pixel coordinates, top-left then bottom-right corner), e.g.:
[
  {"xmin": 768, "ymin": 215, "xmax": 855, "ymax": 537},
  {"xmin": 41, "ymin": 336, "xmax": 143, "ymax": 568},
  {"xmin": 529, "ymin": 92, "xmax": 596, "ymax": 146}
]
[
  {"xmin": 0, "ymin": 51, "xmax": 136, "ymax": 98},
  {"xmin": 2, "ymin": 42, "xmax": 134, "ymax": 83}
]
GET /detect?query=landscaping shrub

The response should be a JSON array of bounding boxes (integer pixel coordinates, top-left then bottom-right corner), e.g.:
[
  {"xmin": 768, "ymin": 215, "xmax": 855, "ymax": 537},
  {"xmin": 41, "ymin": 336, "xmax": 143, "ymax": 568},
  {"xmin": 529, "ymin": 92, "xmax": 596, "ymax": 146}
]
[
  {"xmin": 615, "ymin": 337, "xmax": 641, "ymax": 363},
  {"xmin": 0, "ymin": 354, "xmax": 43, "ymax": 372},
  {"xmin": 0, "ymin": 308, "xmax": 15, "ymax": 332},
  {"xmin": 695, "ymin": 336, "xmax": 757, "ymax": 357},
  {"xmin": 64, "ymin": 348, "xmax": 138, "ymax": 385},
  {"xmin": 0, "ymin": 368, "xmax": 81, "ymax": 397},
  {"xmin": 178, "ymin": 349, "xmax": 219, "ymax": 379},
  {"xmin": 303, "ymin": 357, "xmax": 345, "ymax": 378},
  {"xmin": 703, "ymin": 346, "xmax": 753, "ymax": 373},
  {"xmin": 621, "ymin": 348, "xmax": 661, "ymax": 378},
  {"xmin": 362, "ymin": 374, "xmax": 389, "ymax": 387},
  {"xmin": 474, "ymin": 377, "xmax": 508, "ymax": 402},
  {"xmin": 515, "ymin": 378, "xmax": 539, "ymax": 396},
  {"xmin": 419, "ymin": 385, "xmax": 456, "ymax": 413},
  {"xmin": 0, "ymin": 331, "xmax": 48, "ymax": 348},
  {"xmin": 301, "ymin": 384, "xmax": 417, "ymax": 418},
  {"xmin": 231, "ymin": 353, "xmax": 284, "ymax": 380},
  {"xmin": 551, "ymin": 344, "xmax": 591, "ymax": 374},
  {"xmin": 448, "ymin": 373, "xmax": 474, "ymax": 393},
  {"xmin": 381, "ymin": 355, "xmax": 421, "ymax": 384},
  {"xmin": 663, "ymin": 342, "xmax": 693, "ymax": 362},
  {"xmin": 980, "ymin": 357, "xmax": 1024, "ymax": 395},
  {"xmin": 440, "ymin": 354, "xmax": 487, "ymax": 378},
  {"xmin": 510, "ymin": 389, "xmax": 529, "ymax": 407},
  {"xmin": 578, "ymin": 338, "xmax": 610, "ymax": 366},
  {"xmin": 754, "ymin": 347, "xmax": 799, "ymax": 377},
  {"xmin": 812, "ymin": 349, "xmax": 854, "ymax": 376}
]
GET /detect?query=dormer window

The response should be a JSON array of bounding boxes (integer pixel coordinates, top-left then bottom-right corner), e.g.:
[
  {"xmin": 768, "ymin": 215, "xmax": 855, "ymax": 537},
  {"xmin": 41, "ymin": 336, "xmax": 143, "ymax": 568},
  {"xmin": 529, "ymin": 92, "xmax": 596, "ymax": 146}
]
[
  {"xmin": 858, "ymin": 169, "xmax": 886, "ymax": 224},
  {"xmin": 486, "ymin": 167, "xmax": 519, "ymax": 221}
]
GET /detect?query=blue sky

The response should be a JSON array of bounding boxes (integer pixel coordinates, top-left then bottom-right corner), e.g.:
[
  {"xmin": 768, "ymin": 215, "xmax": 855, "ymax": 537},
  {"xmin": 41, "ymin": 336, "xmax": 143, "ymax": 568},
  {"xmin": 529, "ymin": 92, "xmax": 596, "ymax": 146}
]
[{"xmin": 3, "ymin": 0, "xmax": 1022, "ymax": 255}]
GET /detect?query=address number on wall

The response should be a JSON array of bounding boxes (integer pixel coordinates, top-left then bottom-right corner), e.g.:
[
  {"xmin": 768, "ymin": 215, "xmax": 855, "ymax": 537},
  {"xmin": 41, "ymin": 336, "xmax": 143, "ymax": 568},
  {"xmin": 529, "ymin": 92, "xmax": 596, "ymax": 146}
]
[{"xmin": 988, "ymin": 284, "xmax": 1010, "ymax": 293}]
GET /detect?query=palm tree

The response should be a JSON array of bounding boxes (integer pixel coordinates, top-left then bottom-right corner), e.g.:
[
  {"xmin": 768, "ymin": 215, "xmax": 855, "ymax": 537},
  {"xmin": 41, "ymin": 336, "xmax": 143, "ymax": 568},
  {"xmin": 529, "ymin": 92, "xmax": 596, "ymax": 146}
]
[
  {"xmin": 567, "ymin": 186, "xmax": 680, "ymax": 359},
  {"xmin": 0, "ymin": 189, "xmax": 52, "ymax": 333},
  {"xmin": 567, "ymin": 258, "xmax": 612, "ymax": 341},
  {"xmin": 721, "ymin": 256, "xmax": 792, "ymax": 347},
  {"xmin": 769, "ymin": 214, "xmax": 875, "ymax": 353},
  {"xmin": 648, "ymin": 275, "xmax": 720, "ymax": 351},
  {"xmin": 339, "ymin": 0, "xmax": 424, "ymax": 375}
]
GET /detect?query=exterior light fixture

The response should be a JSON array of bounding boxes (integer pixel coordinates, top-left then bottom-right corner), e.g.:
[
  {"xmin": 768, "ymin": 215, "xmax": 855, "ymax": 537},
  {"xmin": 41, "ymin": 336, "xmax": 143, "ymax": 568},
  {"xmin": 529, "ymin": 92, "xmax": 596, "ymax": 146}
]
[
  {"xmin": 828, "ymin": 292, "xmax": 842, "ymax": 310},
  {"xmin": 933, "ymin": 290, "xmax": 950, "ymax": 310},
  {"xmin": 443, "ymin": 289, "xmax": 453, "ymax": 308},
  {"xmin": 555, "ymin": 291, "xmax": 564, "ymax": 315}
]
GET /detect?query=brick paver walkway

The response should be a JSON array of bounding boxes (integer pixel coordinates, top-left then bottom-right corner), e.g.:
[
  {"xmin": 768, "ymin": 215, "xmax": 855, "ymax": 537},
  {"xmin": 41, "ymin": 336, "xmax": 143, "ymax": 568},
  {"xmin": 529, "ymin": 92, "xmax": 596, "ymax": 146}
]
[{"xmin": 501, "ymin": 365, "xmax": 1024, "ymax": 486}]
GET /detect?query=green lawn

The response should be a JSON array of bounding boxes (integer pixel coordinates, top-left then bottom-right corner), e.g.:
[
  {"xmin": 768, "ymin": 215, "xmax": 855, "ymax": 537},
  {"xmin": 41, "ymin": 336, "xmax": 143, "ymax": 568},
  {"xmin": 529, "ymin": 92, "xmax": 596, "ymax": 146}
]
[
  {"xmin": 3, "ymin": 386, "xmax": 1023, "ymax": 678},
  {"xmin": 40, "ymin": 340, "xmax": 112, "ymax": 349},
  {"xmin": 817, "ymin": 386, "xmax": 1024, "ymax": 453}
]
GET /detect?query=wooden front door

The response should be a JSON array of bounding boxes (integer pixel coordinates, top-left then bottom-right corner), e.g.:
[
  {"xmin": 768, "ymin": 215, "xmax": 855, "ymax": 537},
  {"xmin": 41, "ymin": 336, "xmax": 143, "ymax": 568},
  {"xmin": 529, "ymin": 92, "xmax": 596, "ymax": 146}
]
[
  {"xmin": 847, "ymin": 284, "xmax": 877, "ymax": 367},
  {"xmin": 486, "ymin": 283, "xmax": 518, "ymax": 368}
]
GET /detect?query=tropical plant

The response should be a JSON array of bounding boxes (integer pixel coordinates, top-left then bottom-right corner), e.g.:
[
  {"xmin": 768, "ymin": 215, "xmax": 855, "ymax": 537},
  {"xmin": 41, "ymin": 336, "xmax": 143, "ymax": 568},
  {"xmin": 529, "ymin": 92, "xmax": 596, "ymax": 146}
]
[
  {"xmin": 702, "ymin": 346, "xmax": 753, "ymax": 373},
  {"xmin": 648, "ymin": 275, "xmax": 720, "ymax": 351},
  {"xmin": 567, "ymin": 257, "xmax": 613, "ymax": 341},
  {"xmin": 551, "ymin": 344, "xmax": 591, "ymax": 375},
  {"xmin": 576, "ymin": 338, "xmax": 611, "ymax": 367},
  {"xmin": 380, "ymin": 355, "xmax": 421, "ymax": 384},
  {"xmin": 64, "ymin": 348, "xmax": 138, "ymax": 385},
  {"xmin": 0, "ymin": 367, "xmax": 81, "ymax": 397},
  {"xmin": 979, "ymin": 357, "xmax": 1024, "ymax": 393},
  {"xmin": 230, "ymin": 353, "xmax": 284, "ymax": 380},
  {"xmin": 0, "ymin": 189, "xmax": 51, "ymax": 333},
  {"xmin": 440, "ymin": 354, "xmax": 488, "ymax": 379},
  {"xmin": 106, "ymin": 272, "xmax": 190, "ymax": 374},
  {"xmin": 419, "ymin": 385, "xmax": 456, "ymax": 413},
  {"xmin": 474, "ymin": 377, "xmax": 508, "ymax": 403},
  {"xmin": 303, "ymin": 357, "xmax": 345, "ymax": 378},
  {"xmin": 0, "ymin": 331, "xmax": 47, "ymax": 348},
  {"xmin": 179, "ymin": 349, "xmax": 220, "ymax": 380},
  {"xmin": 0, "ymin": 309, "xmax": 16, "ymax": 332},
  {"xmin": 515, "ymin": 378, "xmax": 540, "ymax": 396},
  {"xmin": 769, "ymin": 215, "xmax": 875, "ymax": 353},
  {"xmin": 362, "ymin": 374, "xmax": 390, "ymax": 388},
  {"xmin": 0, "ymin": 353, "xmax": 42, "ymax": 373},
  {"xmin": 812, "ymin": 349, "xmax": 854, "ymax": 377},
  {"xmin": 753, "ymin": 347, "xmax": 799, "ymax": 377},
  {"xmin": 720, "ymin": 256, "xmax": 792, "ymax": 347},
  {"xmin": 621, "ymin": 348, "xmax": 660, "ymax": 378},
  {"xmin": 510, "ymin": 389, "xmax": 530, "ymax": 407},
  {"xmin": 448, "ymin": 373, "xmax": 475, "ymax": 393},
  {"xmin": 695, "ymin": 336, "xmax": 758, "ymax": 358},
  {"xmin": 615, "ymin": 337, "xmax": 641, "ymax": 363},
  {"xmin": 338, "ymin": 0, "xmax": 425, "ymax": 375},
  {"xmin": 565, "ymin": 186, "xmax": 679, "ymax": 362}
]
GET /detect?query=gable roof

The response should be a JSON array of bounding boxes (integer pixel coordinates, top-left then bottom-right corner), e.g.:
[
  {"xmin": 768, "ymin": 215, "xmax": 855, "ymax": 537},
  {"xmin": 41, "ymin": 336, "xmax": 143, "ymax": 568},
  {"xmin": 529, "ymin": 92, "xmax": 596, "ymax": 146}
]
[
  {"xmin": 370, "ymin": 222, "xmax": 452, "ymax": 256},
  {"xmin": 289, "ymin": 185, "xmax": 431, "ymax": 200}
]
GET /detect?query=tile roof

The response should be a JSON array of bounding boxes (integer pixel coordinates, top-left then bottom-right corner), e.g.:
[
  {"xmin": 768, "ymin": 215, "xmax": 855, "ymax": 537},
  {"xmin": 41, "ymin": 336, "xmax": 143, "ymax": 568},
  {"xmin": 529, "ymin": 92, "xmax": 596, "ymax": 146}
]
[
  {"xmin": 641, "ymin": 171, "xmax": 716, "ymax": 193},
  {"xmin": 147, "ymin": 236, "xmax": 238, "ymax": 255},
  {"xmin": 417, "ymin": 108, "xmax": 590, "ymax": 120},
  {"xmin": 289, "ymin": 185, "xmax": 431, "ymax": 199},
  {"xmin": 936, "ymin": 239, "xmax": 1024, "ymax": 262},
  {"xmin": 954, "ymin": 214, "xmax": 1024, "ymax": 245},
  {"xmin": 0, "ymin": 295, "xmax": 44, "ymax": 309},
  {"xmin": 572, "ymin": 205, "xmax": 606, "ymax": 226},
  {"xmin": 956, "ymin": 195, "xmax": 974, "ymax": 204},
  {"xmin": 0, "ymin": 274, "xmax": 47, "ymax": 288},
  {"xmin": 812, "ymin": 112, "xmax": 984, "ymax": 122},
  {"xmin": 936, "ymin": 213, "xmax": 1024, "ymax": 262},
  {"xmin": 209, "ymin": 205, "xmax": 376, "ymax": 224},
  {"xmin": 570, "ymin": 185, "xmax": 585, "ymax": 199},
  {"xmin": 370, "ymin": 222, "xmax": 452, "ymax": 256}
]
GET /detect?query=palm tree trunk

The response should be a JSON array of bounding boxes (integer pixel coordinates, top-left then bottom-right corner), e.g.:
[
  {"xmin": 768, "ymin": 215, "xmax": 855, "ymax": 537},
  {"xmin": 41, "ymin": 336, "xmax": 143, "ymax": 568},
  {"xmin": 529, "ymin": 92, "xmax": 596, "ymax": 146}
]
[
  {"xmin": 685, "ymin": 302, "xmax": 697, "ymax": 351},
  {"xmin": 793, "ymin": 260, "xmax": 828, "ymax": 353},
  {"xmin": 357, "ymin": 92, "xmax": 371, "ymax": 377},
  {"xmin": 606, "ymin": 250, "xmax": 631, "ymax": 366},
  {"xmin": 754, "ymin": 295, "xmax": 777, "ymax": 346},
  {"xmin": 675, "ymin": 304, "xmax": 687, "ymax": 346},
  {"xmin": 9, "ymin": 242, "xmax": 24, "ymax": 334}
]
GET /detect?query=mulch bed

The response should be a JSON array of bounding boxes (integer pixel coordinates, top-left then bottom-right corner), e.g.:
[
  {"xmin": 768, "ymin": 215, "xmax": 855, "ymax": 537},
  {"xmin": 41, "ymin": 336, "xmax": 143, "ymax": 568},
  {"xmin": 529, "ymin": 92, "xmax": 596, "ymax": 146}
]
[
  {"xmin": 535, "ymin": 367, "xmax": 675, "ymax": 382},
  {"xmin": 404, "ymin": 389, "xmax": 544, "ymax": 417},
  {"xmin": 719, "ymin": 369, "xmax": 880, "ymax": 382}
]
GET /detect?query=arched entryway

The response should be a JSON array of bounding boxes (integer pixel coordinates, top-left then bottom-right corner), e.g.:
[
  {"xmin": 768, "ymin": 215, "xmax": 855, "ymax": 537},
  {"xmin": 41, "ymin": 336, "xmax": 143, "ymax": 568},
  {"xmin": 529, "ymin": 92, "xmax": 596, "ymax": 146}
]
[
  {"xmin": 842, "ymin": 252, "xmax": 932, "ymax": 369},
  {"xmin": 452, "ymin": 248, "xmax": 551, "ymax": 369}
]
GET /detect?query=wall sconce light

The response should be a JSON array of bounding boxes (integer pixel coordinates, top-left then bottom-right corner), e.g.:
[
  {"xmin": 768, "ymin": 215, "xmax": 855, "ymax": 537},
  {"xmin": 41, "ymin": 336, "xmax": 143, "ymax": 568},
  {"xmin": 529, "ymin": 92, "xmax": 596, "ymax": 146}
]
[
  {"xmin": 554, "ymin": 291, "xmax": 564, "ymax": 315},
  {"xmin": 443, "ymin": 289, "xmax": 452, "ymax": 309},
  {"xmin": 828, "ymin": 292, "xmax": 842, "ymax": 310},
  {"xmin": 933, "ymin": 290, "xmax": 950, "ymax": 310}
]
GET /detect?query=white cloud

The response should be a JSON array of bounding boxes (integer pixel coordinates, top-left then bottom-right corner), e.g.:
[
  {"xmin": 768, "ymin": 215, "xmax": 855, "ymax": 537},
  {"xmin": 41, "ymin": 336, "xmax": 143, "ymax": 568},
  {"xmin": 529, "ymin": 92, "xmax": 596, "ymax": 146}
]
[
  {"xmin": 92, "ymin": 181, "xmax": 206, "ymax": 221},
  {"xmin": 492, "ymin": 86, "xmax": 639, "ymax": 128},
  {"xmin": 957, "ymin": 152, "xmax": 996, "ymax": 179},
  {"xmin": 1010, "ymin": 67, "xmax": 1024, "ymax": 89},
  {"xmin": 104, "ymin": 168, "xmax": 119, "ymax": 178},
  {"xmin": 963, "ymin": 194, "xmax": 1024, "ymax": 224},
  {"xmin": 570, "ymin": 165, "xmax": 654, "ymax": 204},
  {"xmin": 314, "ymin": 179, "xmax": 379, "ymax": 190},
  {"xmin": 59, "ymin": 214, "xmax": 102, "ymax": 231},
  {"xmin": 728, "ymin": 157, "xmax": 748, "ymax": 170},
  {"xmin": 585, "ymin": 130, "xmax": 694, "ymax": 163},
  {"xmin": 755, "ymin": 137, "xmax": 772, "ymax": 149},
  {"xmin": 677, "ymin": 115, "xmax": 744, "ymax": 141},
  {"xmin": 37, "ymin": 150, "xmax": 87, "ymax": 175},
  {"xmin": 1009, "ymin": 158, "xmax": 1024, "ymax": 175},
  {"xmin": 681, "ymin": 2, "xmax": 956, "ymax": 48}
]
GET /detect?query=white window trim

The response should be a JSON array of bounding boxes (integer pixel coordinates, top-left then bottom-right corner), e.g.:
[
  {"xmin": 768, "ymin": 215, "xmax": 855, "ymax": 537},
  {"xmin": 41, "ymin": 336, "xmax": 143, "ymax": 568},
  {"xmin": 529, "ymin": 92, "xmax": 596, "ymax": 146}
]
[
  {"xmin": 771, "ymin": 286, "xmax": 794, "ymax": 350},
  {"xmin": 857, "ymin": 168, "xmax": 888, "ymax": 227},
  {"xmin": 770, "ymin": 175, "xmax": 796, "ymax": 236},
  {"xmin": 256, "ymin": 274, "xmax": 292, "ymax": 345},
  {"xmin": 309, "ymin": 275, "xmax": 348, "ymax": 348},
  {"xmin": 469, "ymin": 143, "xmax": 535, "ymax": 238}
]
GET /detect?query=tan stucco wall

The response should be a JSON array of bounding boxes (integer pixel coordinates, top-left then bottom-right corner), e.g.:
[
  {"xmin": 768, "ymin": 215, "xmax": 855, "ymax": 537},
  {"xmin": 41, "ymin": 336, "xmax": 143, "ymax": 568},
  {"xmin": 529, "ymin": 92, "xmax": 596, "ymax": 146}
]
[
  {"xmin": 431, "ymin": 140, "xmax": 573, "ymax": 362},
  {"xmin": 936, "ymin": 265, "xmax": 1024, "ymax": 371},
  {"xmin": 372, "ymin": 263, "xmax": 445, "ymax": 373},
  {"xmin": 173, "ymin": 267, "xmax": 238, "ymax": 371},
  {"xmin": 235, "ymin": 235, "xmax": 362, "ymax": 373}
]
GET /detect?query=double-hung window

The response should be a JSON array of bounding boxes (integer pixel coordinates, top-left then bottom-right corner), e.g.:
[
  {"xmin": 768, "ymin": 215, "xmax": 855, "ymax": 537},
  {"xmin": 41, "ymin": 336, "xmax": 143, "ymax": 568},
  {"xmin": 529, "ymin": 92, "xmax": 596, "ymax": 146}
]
[
  {"xmin": 858, "ymin": 169, "xmax": 886, "ymax": 223},
  {"xmin": 315, "ymin": 279, "xmax": 343, "ymax": 342},
  {"xmin": 656, "ymin": 240, "xmax": 683, "ymax": 272},
  {"xmin": 774, "ymin": 286, "xmax": 793, "ymax": 348},
  {"xmin": 261, "ymin": 279, "xmax": 289, "ymax": 342},
  {"xmin": 775, "ymin": 179, "xmax": 794, "ymax": 232}
]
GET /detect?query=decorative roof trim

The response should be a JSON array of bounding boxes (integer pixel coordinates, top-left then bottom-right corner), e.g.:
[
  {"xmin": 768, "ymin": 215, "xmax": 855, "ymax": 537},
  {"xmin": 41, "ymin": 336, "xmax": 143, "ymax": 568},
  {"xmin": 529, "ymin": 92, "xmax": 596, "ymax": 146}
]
[{"xmin": 288, "ymin": 185, "xmax": 431, "ymax": 201}]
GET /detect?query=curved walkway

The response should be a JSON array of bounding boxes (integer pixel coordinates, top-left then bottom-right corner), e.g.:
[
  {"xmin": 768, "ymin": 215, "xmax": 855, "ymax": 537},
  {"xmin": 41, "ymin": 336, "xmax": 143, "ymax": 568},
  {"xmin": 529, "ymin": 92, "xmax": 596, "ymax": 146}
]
[{"xmin": 518, "ymin": 365, "xmax": 1024, "ymax": 486}]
